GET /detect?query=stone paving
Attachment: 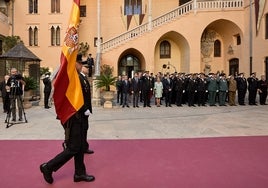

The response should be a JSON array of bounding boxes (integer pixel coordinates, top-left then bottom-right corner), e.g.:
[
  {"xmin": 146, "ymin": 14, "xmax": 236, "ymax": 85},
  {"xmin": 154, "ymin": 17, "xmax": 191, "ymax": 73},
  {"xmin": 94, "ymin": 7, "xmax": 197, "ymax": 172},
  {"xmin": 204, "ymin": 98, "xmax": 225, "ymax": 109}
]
[{"xmin": 0, "ymin": 101, "xmax": 268, "ymax": 140}]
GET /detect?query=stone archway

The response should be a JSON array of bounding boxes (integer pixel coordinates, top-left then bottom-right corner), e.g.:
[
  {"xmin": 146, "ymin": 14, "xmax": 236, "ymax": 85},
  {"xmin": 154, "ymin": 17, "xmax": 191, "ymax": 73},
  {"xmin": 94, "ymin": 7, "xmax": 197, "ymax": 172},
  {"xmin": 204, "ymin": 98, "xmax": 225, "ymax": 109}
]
[
  {"xmin": 201, "ymin": 19, "xmax": 243, "ymax": 74},
  {"xmin": 155, "ymin": 31, "xmax": 190, "ymax": 74},
  {"xmin": 118, "ymin": 48, "xmax": 145, "ymax": 78}
]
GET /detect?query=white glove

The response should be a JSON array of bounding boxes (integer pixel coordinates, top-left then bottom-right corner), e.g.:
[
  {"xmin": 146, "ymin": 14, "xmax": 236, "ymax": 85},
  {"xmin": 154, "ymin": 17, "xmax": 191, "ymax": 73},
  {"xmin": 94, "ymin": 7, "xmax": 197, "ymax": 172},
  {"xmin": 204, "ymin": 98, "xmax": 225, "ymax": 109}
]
[{"xmin": 84, "ymin": 109, "xmax": 90, "ymax": 116}]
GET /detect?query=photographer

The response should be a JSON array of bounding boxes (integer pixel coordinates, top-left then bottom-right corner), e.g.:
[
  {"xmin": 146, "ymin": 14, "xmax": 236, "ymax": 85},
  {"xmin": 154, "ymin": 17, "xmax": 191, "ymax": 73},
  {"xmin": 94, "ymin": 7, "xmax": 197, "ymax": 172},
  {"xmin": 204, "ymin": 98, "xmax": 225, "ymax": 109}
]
[{"xmin": 6, "ymin": 68, "xmax": 25, "ymax": 121}]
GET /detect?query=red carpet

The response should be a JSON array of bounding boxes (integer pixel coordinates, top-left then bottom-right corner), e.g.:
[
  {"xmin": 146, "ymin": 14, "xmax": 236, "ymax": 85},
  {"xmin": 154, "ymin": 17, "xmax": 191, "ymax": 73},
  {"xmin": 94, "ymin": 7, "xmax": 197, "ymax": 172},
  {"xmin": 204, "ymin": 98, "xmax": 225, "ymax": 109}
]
[{"xmin": 1, "ymin": 137, "xmax": 268, "ymax": 188}]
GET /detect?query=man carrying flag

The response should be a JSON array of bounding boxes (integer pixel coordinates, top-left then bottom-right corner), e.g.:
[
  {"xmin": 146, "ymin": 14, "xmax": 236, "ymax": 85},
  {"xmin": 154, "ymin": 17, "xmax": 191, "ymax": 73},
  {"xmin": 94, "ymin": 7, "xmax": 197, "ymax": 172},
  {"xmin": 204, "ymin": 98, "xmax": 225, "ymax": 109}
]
[{"xmin": 39, "ymin": 0, "xmax": 95, "ymax": 184}]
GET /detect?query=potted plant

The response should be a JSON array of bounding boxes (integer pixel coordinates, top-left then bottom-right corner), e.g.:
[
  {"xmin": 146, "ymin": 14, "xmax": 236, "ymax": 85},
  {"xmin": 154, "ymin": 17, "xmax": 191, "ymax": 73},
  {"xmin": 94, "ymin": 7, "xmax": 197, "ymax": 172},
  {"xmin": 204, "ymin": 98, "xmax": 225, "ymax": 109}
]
[
  {"xmin": 95, "ymin": 74, "xmax": 116, "ymax": 92},
  {"xmin": 23, "ymin": 76, "xmax": 38, "ymax": 108},
  {"xmin": 24, "ymin": 76, "xmax": 38, "ymax": 92},
  {"xmin": 94, "ymin": 64, "xmax": 117, "ymax": 108}
]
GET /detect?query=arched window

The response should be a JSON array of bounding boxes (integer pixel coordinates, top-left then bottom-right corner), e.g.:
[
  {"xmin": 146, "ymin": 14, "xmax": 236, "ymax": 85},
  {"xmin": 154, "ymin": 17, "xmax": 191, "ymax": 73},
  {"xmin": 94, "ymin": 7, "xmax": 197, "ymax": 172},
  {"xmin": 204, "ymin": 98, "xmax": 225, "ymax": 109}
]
[
  {"xmin": 34, "ymin": 27, "xmax": 38, "ymax": 46},
  {"xmin": 56, "ymin": 26, "xmax": 61, "ymax": 46},
  {"xmin": 160, "ymin": 40, "xmax": 171, "ymax": 58},
  {"xmin": 29, "ymin": 27, "xmax": 33, "ymax": 46},
  {"xmin": 51, "ymin": 26, "xmax": 61, "ymax": 46},
  {"xmin": 51, "ymin": 0, "xmax": 60, "ymax": 13},
  {"xmin": 214, "ymin": 40, "xmax": 221, "ymax": 57},
  {"xmin": 51, "ymin": 26, "xmax": 55, "ymax": 46},
  {"xmin": 124, "ymin": 0, "xmax": 142, "ymax": 15}
]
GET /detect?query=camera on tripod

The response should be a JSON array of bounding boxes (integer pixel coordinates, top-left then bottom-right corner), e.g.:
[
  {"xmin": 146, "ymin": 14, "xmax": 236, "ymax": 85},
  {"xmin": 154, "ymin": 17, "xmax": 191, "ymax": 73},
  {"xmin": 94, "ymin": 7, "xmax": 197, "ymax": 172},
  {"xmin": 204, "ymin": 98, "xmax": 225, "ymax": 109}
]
[{"xmin": 9, "ymin": 74, "xmax": 23, "ymax": 94}]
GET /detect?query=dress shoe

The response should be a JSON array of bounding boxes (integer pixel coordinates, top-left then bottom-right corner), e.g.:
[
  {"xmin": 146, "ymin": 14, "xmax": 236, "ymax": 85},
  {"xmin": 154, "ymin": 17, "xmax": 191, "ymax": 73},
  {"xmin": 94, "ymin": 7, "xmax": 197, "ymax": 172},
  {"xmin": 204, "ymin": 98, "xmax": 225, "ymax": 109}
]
[
  {"xmin": 136, "ymin": 106, "xmax": 139, "ymax": 108},
  {"xmin": 84, "ymin": 149, "xmax": 94, "ymax": 154},
  {"xmin": 74, "ymin": 174, "xmax": 95, "ymax": 182},
  {"xmin": 18, "ymin": 118, "xmax": 23, "ymax": 121},
  {"xmin": 40, "ymin": 163, "xmax": 53, "ymax": 184}
]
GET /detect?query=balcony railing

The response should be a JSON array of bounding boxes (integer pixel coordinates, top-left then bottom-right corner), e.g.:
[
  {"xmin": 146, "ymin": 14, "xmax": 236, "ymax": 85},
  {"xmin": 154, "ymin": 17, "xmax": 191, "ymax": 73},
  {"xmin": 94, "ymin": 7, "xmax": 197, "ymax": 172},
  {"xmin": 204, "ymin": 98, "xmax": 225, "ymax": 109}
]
[{"xmin": 101, "ymin": 0, "xmax": 244, "ymax": 52}]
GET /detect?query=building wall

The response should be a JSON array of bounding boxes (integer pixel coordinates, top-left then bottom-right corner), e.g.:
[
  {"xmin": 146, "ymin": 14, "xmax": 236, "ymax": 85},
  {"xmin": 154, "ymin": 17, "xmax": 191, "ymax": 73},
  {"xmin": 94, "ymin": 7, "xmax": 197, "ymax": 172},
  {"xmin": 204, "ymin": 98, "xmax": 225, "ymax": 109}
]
[
  {"xmin": 13, "ymin": 0, "xmax": 72, "ymax": 71},
  {"xmin": 8, "ymin": 0, "xmax": 268, "ymax": 78}
]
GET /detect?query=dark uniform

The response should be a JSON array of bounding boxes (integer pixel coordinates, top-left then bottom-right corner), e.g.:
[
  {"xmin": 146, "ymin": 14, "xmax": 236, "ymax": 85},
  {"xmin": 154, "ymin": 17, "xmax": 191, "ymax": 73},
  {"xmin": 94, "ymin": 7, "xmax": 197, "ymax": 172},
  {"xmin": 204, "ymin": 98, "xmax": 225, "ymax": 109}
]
[
  {"xmin": 235, "ymin": 73, "xmax": 247, "ymax": 105},
  {"xmin": 87, "ymin": 54, "xmax": 94, "ymax": 77},
  {"xmin": 79, "ymin": 70, "xmax": 93, "ymax": 153},
  {"xmin": 247, "ymin": 73, "xmax": 258, "ymax": 105},
  {"xmin": 186, "ymin": 74, "xmax": 197, "ymax": 107},
  {"xmin": 196, "ymin": 74, "xmax": 207, "ymax": 106},
  {"xmin": 43, "ymin": 74, "xmax": 52, "ymax": 108},
  {"xmin": 173, "ymin": 75, "xmax": 184, "ymax": 106},
  {"xmin": 40, "ymin": 54, "xmax": 95, "ymax": 184}
]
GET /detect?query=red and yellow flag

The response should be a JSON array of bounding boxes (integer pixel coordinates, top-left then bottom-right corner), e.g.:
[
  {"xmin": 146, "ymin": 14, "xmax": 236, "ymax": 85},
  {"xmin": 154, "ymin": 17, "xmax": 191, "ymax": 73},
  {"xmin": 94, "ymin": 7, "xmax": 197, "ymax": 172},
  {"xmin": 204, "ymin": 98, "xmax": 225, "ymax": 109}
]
[{"xmin": 53, "ymin": 0, "xmax": 83, "ymax": 125}]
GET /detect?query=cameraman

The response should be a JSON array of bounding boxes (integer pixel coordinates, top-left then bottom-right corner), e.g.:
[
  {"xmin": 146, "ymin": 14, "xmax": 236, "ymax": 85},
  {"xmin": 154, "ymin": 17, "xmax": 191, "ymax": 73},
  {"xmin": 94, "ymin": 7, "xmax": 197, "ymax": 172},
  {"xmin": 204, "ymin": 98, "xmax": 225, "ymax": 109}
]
[{"xmin": 6, "ymin": 68, "xmax": 25, "ymax": 121}]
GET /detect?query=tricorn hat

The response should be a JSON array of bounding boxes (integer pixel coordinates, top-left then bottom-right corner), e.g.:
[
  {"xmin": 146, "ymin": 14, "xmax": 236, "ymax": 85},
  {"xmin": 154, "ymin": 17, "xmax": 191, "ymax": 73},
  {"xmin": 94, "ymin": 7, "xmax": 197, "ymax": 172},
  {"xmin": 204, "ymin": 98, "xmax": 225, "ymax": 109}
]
[{"xmin": 76, "ymin": 54, "xmax": 83, "ymax": 63}]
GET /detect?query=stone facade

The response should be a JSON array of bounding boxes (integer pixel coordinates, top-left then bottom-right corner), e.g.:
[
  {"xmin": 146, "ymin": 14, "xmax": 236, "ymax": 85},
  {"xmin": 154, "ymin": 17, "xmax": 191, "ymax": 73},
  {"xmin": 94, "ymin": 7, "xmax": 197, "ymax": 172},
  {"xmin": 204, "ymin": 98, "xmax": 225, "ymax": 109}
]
[{"xmin": 0, "ymin": 0, "xmax": 267, "ymax": 79}]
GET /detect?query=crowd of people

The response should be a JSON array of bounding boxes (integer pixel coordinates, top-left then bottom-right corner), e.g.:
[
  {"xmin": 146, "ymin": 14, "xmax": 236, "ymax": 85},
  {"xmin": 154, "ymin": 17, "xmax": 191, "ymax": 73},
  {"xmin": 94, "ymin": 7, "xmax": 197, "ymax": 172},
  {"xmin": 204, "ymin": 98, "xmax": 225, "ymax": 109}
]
[{"xmin": 115, "ymin": 71, "xmax": 268, "ymax": 108}]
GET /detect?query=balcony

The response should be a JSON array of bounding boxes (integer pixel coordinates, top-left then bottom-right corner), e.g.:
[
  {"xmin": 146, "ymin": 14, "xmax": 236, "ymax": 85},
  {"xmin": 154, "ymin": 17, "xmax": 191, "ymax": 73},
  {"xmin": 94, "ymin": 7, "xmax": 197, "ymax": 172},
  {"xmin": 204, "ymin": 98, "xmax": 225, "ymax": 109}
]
[{"xmin": 101, "ymin": 0, "xmax": 244, "ymax": 52}]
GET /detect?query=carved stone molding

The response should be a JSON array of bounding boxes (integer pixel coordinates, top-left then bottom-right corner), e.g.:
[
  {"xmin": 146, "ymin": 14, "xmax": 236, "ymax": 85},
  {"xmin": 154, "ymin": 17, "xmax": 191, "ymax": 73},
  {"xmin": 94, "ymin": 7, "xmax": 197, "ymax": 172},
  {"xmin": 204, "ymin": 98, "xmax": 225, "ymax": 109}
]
[{"xmin": 201, "ymin": 29, "xmax": 217, "ymax": 58}]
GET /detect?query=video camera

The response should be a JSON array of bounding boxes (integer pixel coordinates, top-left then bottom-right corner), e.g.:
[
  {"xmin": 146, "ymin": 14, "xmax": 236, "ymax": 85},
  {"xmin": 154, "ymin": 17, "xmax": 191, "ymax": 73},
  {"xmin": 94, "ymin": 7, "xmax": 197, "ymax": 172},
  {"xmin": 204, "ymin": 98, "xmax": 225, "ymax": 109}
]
[{"xmin": 10, "ymin": 74, "xmax": 23, "ymax": 88}]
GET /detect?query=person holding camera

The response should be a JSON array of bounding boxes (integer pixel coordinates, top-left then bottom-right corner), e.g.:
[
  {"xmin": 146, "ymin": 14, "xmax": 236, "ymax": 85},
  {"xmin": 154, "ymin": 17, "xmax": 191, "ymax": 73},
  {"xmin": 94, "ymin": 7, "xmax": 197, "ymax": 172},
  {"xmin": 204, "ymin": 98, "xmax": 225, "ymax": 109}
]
[{"xmin": 6, "ymin": 68, "xmax": 25, "ymax": 121}]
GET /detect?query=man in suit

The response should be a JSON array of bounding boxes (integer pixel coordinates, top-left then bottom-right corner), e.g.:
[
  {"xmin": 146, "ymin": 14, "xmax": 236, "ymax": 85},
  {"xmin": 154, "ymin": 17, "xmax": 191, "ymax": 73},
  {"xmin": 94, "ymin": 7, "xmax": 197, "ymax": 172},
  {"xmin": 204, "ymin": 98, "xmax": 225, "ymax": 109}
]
[
  {"xmin": 173, "ymin": 73, "xmax": 184, "ymax": 106},
  {"xmin": 131, "ymin": 72, "xmax": 141, "ymax": 107},
  {"xmin": 141, "ymin": 71, "xmax": 152, "ymax": 107},
  {"xmin": 0, "ymin": 75, "xmax": 10, "ymax": 113},
  {"xmin": 257, "ymin": 75, "xmax": 268, "ymax": 105},
  {"xmin": 40, "ymin": 54, "xmax": 95, "ymax": 184},
  {"xmin": 116, "ymin": 75, "xmax": 123, "ymax": 105},
  {"xmin": 121, "ymin": 75, "xmax": 130, "ymax": 108},
  {"xmin": 162, "ymin": 73, "xmax": 173, "ymax": 107}
]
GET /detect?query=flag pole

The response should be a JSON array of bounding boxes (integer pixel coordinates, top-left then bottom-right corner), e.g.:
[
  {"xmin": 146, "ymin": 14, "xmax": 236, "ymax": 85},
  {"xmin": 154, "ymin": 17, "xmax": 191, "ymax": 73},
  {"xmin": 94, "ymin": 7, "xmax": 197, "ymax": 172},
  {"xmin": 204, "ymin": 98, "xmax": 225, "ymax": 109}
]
[
  {"xmin": 92, "ymin": 0, "xmax": 101, "ymax": 106},
  {"xmin": 249, "ymin": 0, "xmax": 253, "ymax": 74},
  {"xmin": 95, "ymin": 0, "xmax": 101, "ymax": 76}
]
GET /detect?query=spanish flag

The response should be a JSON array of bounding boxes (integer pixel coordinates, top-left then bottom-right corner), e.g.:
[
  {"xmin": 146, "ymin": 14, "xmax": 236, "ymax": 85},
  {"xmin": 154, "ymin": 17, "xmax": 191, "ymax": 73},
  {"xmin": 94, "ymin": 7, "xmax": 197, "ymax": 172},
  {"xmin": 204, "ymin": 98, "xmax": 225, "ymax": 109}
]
[{"xmin": 53, "ymin": 0, "xmax": 83, "ymax": 125}]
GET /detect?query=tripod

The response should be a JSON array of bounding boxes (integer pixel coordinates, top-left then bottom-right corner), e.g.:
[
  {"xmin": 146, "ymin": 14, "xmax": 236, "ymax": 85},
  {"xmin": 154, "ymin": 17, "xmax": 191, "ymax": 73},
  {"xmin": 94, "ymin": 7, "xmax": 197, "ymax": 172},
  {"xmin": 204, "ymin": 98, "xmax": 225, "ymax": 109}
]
[{"xmin": 5, "ymin": 82, "xmax": 28, "ymax": 128}]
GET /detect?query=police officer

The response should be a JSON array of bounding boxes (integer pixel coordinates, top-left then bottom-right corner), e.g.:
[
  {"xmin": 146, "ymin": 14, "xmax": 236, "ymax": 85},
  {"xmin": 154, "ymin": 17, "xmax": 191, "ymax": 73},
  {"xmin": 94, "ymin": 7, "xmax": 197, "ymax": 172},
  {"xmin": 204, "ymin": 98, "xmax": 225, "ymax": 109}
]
[
  {"xmin": 40, "ymin": 54, "xmax": 95, "ymax": 184},
  {"xmin": 43, "ymin": 73, "xmax": 52, "ymax": 109}
]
